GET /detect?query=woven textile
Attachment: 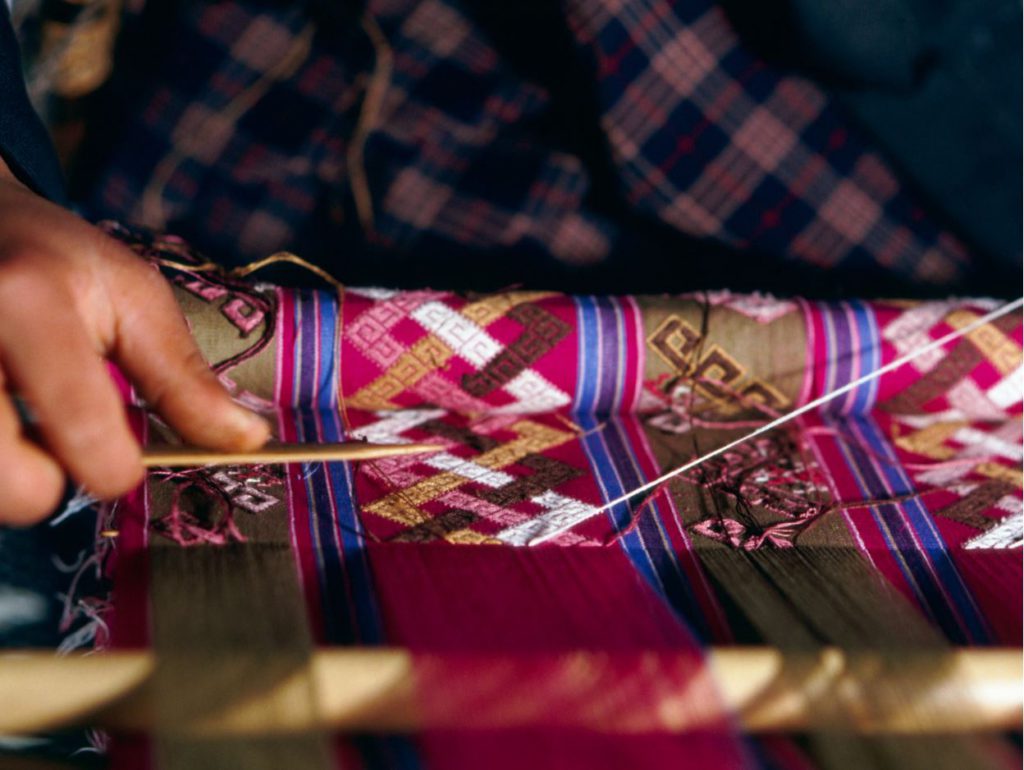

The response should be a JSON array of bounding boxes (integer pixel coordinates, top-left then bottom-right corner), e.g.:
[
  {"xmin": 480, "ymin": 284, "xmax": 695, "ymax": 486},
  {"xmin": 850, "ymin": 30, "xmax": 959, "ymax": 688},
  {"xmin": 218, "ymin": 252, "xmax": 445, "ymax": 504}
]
[
  {"xmin": 82, "ymin": 225, "xmax": 1023, "ymax": 769},
  {"xmin": 79, "ymin": 0, "xmax": 970, "ymax": 290}
]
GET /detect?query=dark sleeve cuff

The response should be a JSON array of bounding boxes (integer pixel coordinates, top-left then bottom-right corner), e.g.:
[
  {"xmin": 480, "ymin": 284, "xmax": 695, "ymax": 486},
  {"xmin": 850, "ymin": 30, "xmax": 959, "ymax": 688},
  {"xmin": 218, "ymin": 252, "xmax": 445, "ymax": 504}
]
[{"xmin": 0, "ymin": 4, "xmax": 67, "ymax": 203}]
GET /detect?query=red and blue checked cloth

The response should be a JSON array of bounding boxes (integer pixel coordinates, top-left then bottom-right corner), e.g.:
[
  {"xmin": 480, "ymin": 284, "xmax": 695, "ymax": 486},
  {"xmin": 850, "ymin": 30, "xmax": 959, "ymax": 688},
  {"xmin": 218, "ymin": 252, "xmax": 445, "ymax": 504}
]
[{"xmin": 80, "ymin": 0, "xmax": 971, "ymax": 291}]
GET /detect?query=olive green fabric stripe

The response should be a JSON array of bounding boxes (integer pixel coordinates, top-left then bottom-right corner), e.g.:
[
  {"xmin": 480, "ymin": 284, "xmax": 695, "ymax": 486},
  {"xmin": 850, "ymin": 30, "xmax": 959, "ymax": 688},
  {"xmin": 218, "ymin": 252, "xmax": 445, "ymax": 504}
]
[
  {"xmin": 149, "ymin": 544, "xmax": 331, "ymax": 770},
  {"xmin": 697, "ymin": 548, "xmax": 1004, "ymax": 769}
]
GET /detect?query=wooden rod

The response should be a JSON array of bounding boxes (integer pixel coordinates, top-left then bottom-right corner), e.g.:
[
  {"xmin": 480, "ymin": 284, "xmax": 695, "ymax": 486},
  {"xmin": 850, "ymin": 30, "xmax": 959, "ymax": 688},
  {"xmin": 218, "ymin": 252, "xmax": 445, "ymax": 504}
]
[
  {"xmin": 1, "ymin": 647, "xmax": 1019, "ymax": 736},
  {"xmin": 141, "ymin": 442, "xmax": 440, "ymax": 468}
]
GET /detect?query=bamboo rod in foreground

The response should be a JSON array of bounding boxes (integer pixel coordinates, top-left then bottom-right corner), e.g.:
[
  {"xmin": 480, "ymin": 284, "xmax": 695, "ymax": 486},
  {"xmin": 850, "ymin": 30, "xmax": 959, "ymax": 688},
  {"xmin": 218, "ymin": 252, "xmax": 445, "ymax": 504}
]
[
  {"xmin": 2, "ymin": 647, "xmax": 1019, "ymax": 736},
  {"xmin": 142, "ymin": 442, "xmax": 441, "ymax": 468}
]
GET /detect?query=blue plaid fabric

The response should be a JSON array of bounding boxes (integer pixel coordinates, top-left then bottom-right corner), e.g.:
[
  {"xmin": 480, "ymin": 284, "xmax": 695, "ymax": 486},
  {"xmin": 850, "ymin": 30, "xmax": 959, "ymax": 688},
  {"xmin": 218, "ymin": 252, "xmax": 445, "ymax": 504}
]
[{"xmin": 81, "ymin": 0, "xmax": 971, "ymax": 289}]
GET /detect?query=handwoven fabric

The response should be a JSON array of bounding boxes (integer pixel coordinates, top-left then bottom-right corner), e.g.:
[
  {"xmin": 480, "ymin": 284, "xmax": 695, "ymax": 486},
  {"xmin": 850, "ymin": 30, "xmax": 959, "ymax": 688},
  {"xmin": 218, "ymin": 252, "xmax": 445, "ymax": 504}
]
[
  {"xmin": 82, "ymin": 225, "xmax": 1023, "ymax": 769},
  {"xmin": 74, "ymin": 0, "xmax": 972, "ymax": 292}
]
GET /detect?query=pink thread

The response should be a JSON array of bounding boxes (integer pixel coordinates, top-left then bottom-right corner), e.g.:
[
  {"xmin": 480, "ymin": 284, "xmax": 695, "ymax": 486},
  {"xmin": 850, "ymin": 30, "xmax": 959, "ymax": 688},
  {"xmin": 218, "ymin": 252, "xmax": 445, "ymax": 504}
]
[
  {"xmin": 100, "ymin": 221, "xmax": 278, "ymax": 377},
  {"xmin": 54, "ymin": 501, "xmax": 120, "ymax": 653},
  {"xmin": 221, "ymin": 297, "xmax": 266, "ymax": 335},
  {"xmin": 149, "ymin": 465, "xmax": 282, "ymax": 547},
  {"xmin": 648, "ymin": 373, "xmax": 786, "ymax": 435}
]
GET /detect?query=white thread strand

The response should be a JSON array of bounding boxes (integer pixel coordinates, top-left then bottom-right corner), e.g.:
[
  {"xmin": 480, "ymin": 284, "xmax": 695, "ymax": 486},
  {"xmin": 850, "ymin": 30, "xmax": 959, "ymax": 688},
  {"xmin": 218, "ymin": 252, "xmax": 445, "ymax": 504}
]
[{"xmin": 528, "ymin": 297, "xmax": 1023, "ymax": 546}]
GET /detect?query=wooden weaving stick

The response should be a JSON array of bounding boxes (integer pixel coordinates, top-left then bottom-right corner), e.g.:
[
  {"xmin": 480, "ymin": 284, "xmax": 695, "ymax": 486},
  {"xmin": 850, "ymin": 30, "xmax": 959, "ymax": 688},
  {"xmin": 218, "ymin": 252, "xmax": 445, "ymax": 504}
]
[
  {"xmin": 2, "ymin": 647, "xmax": 1019, "ymax": 735},
  {"xmin": 141, "ymin": 441, "xmax": 441, "ymax": 468}
]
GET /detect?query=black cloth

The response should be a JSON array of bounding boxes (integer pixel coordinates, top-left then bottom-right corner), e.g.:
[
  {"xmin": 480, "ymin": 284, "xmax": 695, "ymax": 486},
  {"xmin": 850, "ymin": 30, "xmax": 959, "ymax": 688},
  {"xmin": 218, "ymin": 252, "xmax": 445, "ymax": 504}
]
[
  {"xmin": 0, "ymin": 2, "xmax": 1020, "ymax": 273},
  {"xmin": 0, "ymin": 4, "xmax": 64, "ymax": 202},
  {"xmin": 724, "ymin": 0, "xmax": 1023, "ymax": 272}
]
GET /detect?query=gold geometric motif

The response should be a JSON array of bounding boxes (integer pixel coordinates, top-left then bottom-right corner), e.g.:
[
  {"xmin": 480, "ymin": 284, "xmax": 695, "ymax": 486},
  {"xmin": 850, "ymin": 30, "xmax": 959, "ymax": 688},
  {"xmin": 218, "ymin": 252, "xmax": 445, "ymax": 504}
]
[
  {"xmin": 891, "ymin": 421, "xmax": 966, "ymax": 460},
  {"xmin": 347, "ymin": 336, "xmax": 454, "ymax": 410},
  {"xmin": 946, "ymin": 310, "xmax": 1022, "ymax": 376},
  {"xmin": 362, "ymin": 419, "xmax": 575, "ymax": 526},
  {"xmin": 445, "ymin": 530, "xmax": 497, "ymax": 545},
  {"xmin": 460, "ymin": 291, "xmax": 555, "ymax": 327},
  {"xmin": 347, "ymin": 293, "xmax": 553, "ymax": 409},
  {"xmin": 975, "ymin": 462, "xmax": 1024, "ymax": 488}
]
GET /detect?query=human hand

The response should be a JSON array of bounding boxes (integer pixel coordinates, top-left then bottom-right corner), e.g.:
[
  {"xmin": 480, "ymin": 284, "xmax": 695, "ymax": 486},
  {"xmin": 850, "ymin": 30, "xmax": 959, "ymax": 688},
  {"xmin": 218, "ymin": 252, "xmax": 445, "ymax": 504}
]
[{"xmin": 0, "ymin": 158, "xmax": 269, "ymax": 524}]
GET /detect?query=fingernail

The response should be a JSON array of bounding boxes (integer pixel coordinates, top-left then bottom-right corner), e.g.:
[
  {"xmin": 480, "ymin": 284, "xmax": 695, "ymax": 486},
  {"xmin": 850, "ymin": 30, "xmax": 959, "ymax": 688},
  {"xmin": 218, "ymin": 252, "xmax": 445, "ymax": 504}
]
[{"xmin": 231, "ymin": 407, "xmax": 270, "ymax": 439}]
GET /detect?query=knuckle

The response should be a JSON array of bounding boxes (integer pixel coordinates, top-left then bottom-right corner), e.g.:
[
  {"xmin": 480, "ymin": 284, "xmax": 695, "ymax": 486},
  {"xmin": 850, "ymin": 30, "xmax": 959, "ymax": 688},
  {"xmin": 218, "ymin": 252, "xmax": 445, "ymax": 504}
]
[
  {"xmin": 59, "ymin": 412, "xmax": 117, "ymax": 454},
  {"xmin": 0, "ymin": 258, "xmax": 54, "ymax": 307},
  {"xmin": 113, "ymin": 246, "xmax": 170, "ymax": 295}
]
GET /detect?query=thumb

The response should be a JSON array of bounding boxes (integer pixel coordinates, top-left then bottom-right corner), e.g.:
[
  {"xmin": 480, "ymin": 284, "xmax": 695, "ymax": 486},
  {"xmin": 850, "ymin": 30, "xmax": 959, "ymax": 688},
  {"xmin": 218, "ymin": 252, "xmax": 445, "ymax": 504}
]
[{"xmin": 101, "ymin": 247, "xmax": 270, "ymax": 451}]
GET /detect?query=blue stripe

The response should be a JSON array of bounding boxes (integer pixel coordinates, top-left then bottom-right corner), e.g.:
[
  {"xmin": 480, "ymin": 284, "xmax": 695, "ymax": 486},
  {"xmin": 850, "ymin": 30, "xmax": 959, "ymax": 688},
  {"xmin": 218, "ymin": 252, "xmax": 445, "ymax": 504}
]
[
  {"xmin": 822, "ymin": 303, "xmax": 987, "ymax": 643},
  {"xmin": 594, "ymin": 296, "xmax": 621, "ymax": 412},
  {"xmin": 830, "ymin": 305, "xmax": 856, "ymax": 413},
  {"xmin": 594, "ymin": 417, "xmax": 715, "ymax": 642},
  {"xmin": 832, "ymin": 414, "xmax": 985, "ymax": 643},
  {"xmin": 316, "ymin": 291, "xmax": 338, "ymax": 410},
  {"xmin": 574, "ymin": 296, "xmax": 600, "ymax": 414},
  {"xmin": 290, "ymin": 292, "xmax": 421, "ymax": 768},
  {"xmin": 849, "ymin": 300, "xmax": 879, "ymax": 413},
  {"xmin": 294, "ymin": 291, "xmax": 384, "ymax": 645},
  {"xmin": 851, "ymin": 416, "xmax": 990, "ymax": 643},
  {"xmin": 573, "ymin": 296, "xmax": 712, "ymax": 640}
]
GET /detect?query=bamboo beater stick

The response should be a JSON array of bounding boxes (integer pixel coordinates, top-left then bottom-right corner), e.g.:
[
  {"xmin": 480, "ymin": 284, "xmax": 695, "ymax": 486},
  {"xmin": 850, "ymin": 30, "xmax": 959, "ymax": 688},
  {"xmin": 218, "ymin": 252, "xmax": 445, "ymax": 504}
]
[
  {"xmin": 1, "ymin": 647, "xmax": 1019, "ymax": 736},
  {"xmin": 142, "ymin": 442, "xmax": 441, "ymax": 468}
]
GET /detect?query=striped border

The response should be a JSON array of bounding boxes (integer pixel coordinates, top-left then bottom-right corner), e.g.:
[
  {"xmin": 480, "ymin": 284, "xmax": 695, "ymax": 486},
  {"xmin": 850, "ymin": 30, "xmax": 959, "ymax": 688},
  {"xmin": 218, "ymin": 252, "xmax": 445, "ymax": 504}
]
[
  {"xmin": 573, "ymin": 295, "xmax": 644, "ymax": 413},
  {"xmin": 277, "ymin": 288, "xmax": 384, "ymax": 645},
  {"xmin": 278, "ymin": 288, "xmax": 422, "ymax": 769},
  {"xmin": 805, "ymin": 301, "xmax": 990, "ymax": 644},
  {"xmin": 808, "ymin": 300, "xmax": 880, "ymax": 414},
  {"xmin": 574, "ymin": 295, "xmax": 731, "ymax": 643}
]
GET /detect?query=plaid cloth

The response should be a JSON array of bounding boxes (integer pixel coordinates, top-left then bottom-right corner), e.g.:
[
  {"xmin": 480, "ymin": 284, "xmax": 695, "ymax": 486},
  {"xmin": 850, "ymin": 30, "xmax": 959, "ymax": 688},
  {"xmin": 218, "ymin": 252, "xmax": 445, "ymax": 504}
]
[{"xmin": 80, "ymin": 0, "xmax": 972, "ymax": 290}]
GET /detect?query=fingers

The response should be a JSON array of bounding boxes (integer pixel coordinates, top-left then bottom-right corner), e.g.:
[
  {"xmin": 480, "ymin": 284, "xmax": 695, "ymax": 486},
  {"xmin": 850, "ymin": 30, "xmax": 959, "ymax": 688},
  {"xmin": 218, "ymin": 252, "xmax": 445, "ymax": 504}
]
[
  {"xmin": 0, "ymin": 266, "xmax": 143, "ymax": 501},
  {"xmin": 0, "ymin": 387, "xmax": 65, "ymax": 526},
  {"xmin": 104, "ymin": 254, "xmax": 270, "ymax": 452}
]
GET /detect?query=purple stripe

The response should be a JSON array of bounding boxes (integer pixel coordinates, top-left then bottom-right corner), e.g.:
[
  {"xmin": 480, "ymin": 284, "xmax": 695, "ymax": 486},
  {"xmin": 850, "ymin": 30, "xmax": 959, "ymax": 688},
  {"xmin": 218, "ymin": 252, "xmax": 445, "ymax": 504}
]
[
  {"xmin": 828, "ymin": 305, "xmax": 855, "ymax": 413},
  {"xmin": 297, "ymin": 291, "xmax": 319, "ymax": 403},
  {"xmin": 595, "ymin": 297, "xmax": 621, "ymax": 411}
]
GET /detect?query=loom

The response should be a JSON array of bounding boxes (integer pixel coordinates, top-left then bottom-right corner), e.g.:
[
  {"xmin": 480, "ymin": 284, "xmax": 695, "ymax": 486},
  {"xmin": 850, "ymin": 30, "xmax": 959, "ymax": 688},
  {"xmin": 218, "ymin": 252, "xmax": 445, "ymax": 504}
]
[{"xmin": 1, "ymin": 222, "xmax": 1021, "ymax": 770}]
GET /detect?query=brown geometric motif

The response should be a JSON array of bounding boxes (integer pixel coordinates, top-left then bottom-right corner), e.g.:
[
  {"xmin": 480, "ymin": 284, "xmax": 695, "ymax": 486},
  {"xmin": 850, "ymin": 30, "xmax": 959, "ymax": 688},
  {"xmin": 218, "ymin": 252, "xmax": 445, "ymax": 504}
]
[
  {"xmin": 362, "ymin": 419, "xmax": 575, "ymax": 526},
  {"xmin": 461, "ymin": 304, "xmax": 571, "ymax": 397},
  {"xmin": 881, "ymin": 339, "xmax": 981, "ymax": 414},
  {"xmin": 475, "ymin": 454, "xmax": 583, "ymax": 507},
  {"xmin": 881, "ymin": 313, "xmax": 1019, "ymax": 414},
  {"xmin": 648, "ymin": 316, "xmax": 702, "ymax": 372},
  {"xmin": 690, "ymin": 349, "xmax": 743, "ymax": 399},
  {"xmin": 936, "ymin": 481, "xmax": 1019, "ymax": 532},
  {"xmin": 418, "ymin": 418, "xmax": 500, "ymax": 453},
  {"xmin": 460, "ymin": 291, "xmax": 556, "ymax": 326},
  {"xmin": 648, "ymin": 315, "xmax": 788, "ymax": 416},
  {"xmin": 348, "ymin": 295, "xmax": 551, "ymax": 410},
  {"xmin": 391, "ymin": 510, "xmax": 480, "ymax": 543}
]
